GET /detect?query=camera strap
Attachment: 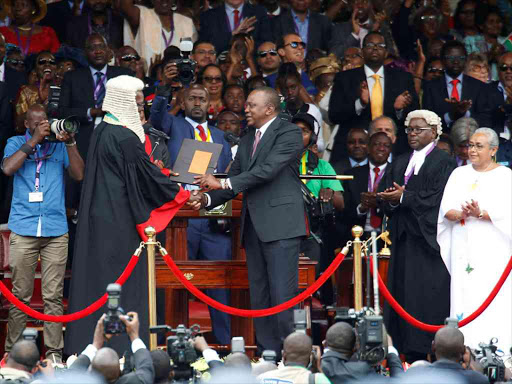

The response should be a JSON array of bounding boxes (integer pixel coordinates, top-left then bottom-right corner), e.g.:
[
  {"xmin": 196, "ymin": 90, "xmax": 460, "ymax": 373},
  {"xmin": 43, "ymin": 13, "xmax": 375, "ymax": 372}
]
[
  {"xmin": 24, "ymin": 133, "xmax": 50, "ymax": 192},
  {"xmin": 161, "ymin": 20, "xmax": 175, "ymax": 48}
]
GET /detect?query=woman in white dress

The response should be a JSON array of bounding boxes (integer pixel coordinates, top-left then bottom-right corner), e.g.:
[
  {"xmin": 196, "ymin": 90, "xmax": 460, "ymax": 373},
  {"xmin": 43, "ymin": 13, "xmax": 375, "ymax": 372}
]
[{"xmin": 438, "ymin": 128, "xmax": 512, "ymax": 351}]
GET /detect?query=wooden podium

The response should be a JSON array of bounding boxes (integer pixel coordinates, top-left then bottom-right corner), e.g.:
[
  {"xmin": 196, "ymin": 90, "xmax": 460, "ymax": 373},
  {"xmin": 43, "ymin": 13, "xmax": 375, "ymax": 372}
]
[{"xmin": 155, "ymin": 195, "xmax": 317, "ymax": 348}]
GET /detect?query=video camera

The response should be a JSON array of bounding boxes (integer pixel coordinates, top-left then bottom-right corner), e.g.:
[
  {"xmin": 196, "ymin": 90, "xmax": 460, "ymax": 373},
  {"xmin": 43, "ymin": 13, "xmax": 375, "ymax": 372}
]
[
  {"xmin": 103, "ymin": 283, "xmax": 131, "ymax": 335},
  {"xmin": 176, "ymin": 38, "xmax": 197, "ymax": 87},
  {"xmin": 150, "ymin": 323, "xmax": 201, "ymax": 383},
  {"xmin": 475, "ymin": 339, "xmax": 506, "ymax": 383}
]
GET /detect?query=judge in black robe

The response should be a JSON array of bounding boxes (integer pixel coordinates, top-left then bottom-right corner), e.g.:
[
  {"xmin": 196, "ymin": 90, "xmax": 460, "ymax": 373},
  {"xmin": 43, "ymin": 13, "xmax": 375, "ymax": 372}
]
[
  {"xmin": 378, "ymin": 111, "xmax": 457, "ymax": 361},
  {"xmin": 64, "ymin": 120, "xmax": 190, "ymax": 355}
]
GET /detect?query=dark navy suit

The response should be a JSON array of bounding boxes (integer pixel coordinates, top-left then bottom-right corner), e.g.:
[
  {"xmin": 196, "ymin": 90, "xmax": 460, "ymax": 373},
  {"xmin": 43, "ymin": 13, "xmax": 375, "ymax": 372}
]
[{"xmin": 150, "ymin": 95, "xmax": 232, "ymax": 344}]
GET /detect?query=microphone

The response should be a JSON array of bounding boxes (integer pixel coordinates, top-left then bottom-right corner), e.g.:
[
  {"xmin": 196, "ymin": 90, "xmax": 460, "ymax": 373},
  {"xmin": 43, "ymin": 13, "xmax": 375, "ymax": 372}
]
[
  {"xmin": 224, "ymin": 131, "xmax": 240, "ymax": 146},
  {"xmin": 148, "ymin": 127, "xmax": 170, "ymax": 141}
]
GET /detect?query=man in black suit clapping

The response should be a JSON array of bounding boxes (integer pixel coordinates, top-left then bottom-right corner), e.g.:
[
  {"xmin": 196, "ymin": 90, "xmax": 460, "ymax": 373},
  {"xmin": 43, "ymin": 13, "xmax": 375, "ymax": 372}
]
[
  {"xmin": 328, "ymin": 31, "xmax": 418, "ymax": 163},
  {"xmin": 193, "ymin": 87, "xmax": 306, "ymax": 358}
]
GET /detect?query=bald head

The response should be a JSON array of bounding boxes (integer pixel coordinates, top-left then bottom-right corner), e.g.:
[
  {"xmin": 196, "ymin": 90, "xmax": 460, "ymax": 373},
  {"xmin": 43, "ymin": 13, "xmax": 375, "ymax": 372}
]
[
  {"xmin": 91, "ymin": 347, "xmax": 121, "ymax": 383},
  {"xmin": 433, "ymin": 327, "xmax": 465, "ymax": 362},
  {"xmin": 224, "ymin": 352, "xmax": 252, "ymax": 372},
  {"xmin": 325, "ymin": 322, "xmax": 356, "ymax": 355},
  {"xmin": 7, "ymin": 340, "xmax": 40, "ymax": 373},
  {"xmin": 283, "ymin": 332, "xmax": 313, "ymax": 367}
]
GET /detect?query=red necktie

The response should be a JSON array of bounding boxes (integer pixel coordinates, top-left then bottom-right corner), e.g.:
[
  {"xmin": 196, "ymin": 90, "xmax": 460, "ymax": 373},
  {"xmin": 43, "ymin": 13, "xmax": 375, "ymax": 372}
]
[
  {"xmin": 251, "ymin": 130, "xmax": 261, "ymax": 157},
  {"xmin": 462, "ymin": 159, "xmax": 467, "ymax": 166},
  {"xmin": 234, "ymin": 9, "xmax": 240, "ymax": 30},
  {"xmin": 450, "ymin": 79, "xmax": 460, "ymax": 101},
  {"xmin": 197, "ymin": 124, "xmax": 207, "ymax": 142},
  {"xmin": 370, "ymin": 167, "xmax": 382, "ymax": 229}
]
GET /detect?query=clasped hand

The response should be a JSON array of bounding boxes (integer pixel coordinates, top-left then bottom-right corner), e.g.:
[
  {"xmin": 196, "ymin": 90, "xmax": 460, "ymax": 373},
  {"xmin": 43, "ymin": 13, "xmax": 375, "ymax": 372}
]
[{"xmin": 461, "ymin": 199, "xmax": 481, "ymax": 218}]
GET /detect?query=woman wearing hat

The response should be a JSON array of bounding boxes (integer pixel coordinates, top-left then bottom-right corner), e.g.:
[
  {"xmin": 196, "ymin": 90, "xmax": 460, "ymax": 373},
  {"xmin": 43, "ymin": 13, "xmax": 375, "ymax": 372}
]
[{"xmin": 0, "ymin": 0, "xmax": 60, "ymax": 56}]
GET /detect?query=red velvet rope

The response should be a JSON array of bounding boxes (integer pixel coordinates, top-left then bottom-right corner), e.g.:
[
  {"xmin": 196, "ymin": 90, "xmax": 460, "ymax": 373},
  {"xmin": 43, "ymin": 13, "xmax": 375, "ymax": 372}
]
[
  {"xmin": 161, "ymin": 249, "xmax": 347, "ymax": 317},
  {"xmin": 371, "ymin": 255, "xmax": 512, "ymax": 333},
  {"xmin": 0, "ymin": 254, "xmax": 140, "ymax": 323}
]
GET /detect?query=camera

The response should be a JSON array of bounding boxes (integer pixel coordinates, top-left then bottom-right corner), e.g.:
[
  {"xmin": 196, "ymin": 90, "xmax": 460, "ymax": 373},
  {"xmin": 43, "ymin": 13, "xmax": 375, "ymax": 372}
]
[
  {"xmin": 333, "ymin": 307, "xmax": 357, "ymax": 327},
  {"xmin": 176, "ymin": 38, "xmax": 197, "ymax": 87},
  {"xmin": 262, "ymin": 350, "xmax": 277, "ymax": 364},
  {"xmin": 356, "ymin": 315, "xmax": 385, "ymax": 366},
  {"xmin": 231, "ymin": 336, "xmax": 245, "ymax": 353},
  {"xmin": 22, "ymin": 328, "xmax": 38, "ymax": 342},
  {"xmin": 150, "ymin": 324, "xmax": 201, "ymax": 383},
  {"xmin": 475, "ymin": 339, "xmax": 506, "ymax": 383},
  {"xmin": 444, "ymin": 317, "xmax": 459, "ymax": 328},
  {"xmin": 294, "ymin": 309, "xmax": 307, "ymax": 334},
  {"xmin": 103, "ymin": 283, "xmax": 129, "ymax": 335},
  {"xmin": 46, "ymin": 116, "xmax": 80, "ymax": 142},
  {"xmin": 47, "ymin": 86, "xmax": 61, "ymax": 118}
]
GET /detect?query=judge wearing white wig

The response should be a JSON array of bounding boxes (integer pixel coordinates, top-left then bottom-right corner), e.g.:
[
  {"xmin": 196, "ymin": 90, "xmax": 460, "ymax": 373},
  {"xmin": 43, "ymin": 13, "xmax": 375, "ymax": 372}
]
[
  {"xmin": 438, "ymin": 127, "xmax": 512, "ymax": 350},
  {"xmin": 378, "ymin": 110, "xmax": 458, "ymax": 362},
  {"xmin": 65, "ymin": 75, "xmax": 199, "ymax": 355}
]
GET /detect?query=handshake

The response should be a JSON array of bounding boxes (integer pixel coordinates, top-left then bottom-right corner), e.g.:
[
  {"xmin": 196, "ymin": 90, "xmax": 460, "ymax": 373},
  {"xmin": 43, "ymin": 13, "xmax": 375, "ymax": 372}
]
[{"xmin": 186, "ymin": 174, "xmax": 224, "ymax": 210}]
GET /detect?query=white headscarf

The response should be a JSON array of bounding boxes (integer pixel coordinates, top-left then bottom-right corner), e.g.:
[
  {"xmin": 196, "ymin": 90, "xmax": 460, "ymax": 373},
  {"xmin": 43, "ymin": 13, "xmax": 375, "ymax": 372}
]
[
  {"xmin": 102, "ymin": 75, "xmax": 145, "ymax": 143},
  {"xmin": 404, "ymin": 110, "xmax": 443, "ymax": 178}
]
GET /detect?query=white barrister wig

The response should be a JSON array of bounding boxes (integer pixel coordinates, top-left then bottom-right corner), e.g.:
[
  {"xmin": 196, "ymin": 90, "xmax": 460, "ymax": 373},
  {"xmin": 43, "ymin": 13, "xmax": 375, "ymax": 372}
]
[
  {"xmin": 404, "ymin": 109, "xmax": 443, "ymax": 138},
  {"xmin": 102, "ymin": 75, "xmax": 145, "ymax": 143}
]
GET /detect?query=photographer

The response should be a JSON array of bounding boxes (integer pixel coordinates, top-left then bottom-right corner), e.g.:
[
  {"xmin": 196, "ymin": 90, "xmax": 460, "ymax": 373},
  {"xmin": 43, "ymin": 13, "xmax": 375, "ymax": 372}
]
[
  {"xmin": 257, "ymin": 332, "xmax": 329, "ymax": 384},
  {"xmin": 192, "ymin": 336, "xmax": 252, "ymax": 376},
  {"xmin": 0, "ymin": 340, "xmax": 53, "ymax": 382},
  {"xmin": 406, "ymin": 327, "xmax": 489, "ymax": 384},
  {"xmin": 69, "ymin": 312, "xmax": 154, "ymax": 384},
  {"xmin": 1, "ymin": 104, "xmax": 84, "ymax": 363},
  {"xmin": 321, "ymin": 322, "xmax": 403, "ymax": 382}
]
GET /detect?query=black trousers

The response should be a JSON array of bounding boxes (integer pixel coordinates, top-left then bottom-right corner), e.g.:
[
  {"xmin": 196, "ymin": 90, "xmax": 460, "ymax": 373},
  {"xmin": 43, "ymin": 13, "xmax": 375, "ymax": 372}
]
[{"xmin": 243, "ymin": 214, "xmax": 301, "ymax": 358}]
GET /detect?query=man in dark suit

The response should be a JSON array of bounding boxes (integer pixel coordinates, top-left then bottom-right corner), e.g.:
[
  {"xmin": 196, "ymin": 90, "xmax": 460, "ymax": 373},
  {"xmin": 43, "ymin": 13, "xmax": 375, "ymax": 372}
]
[
  {"xmin": 199, "ymin": 0, "xmax": 273, "ymax": 54},
  {"xmin": 423, "ymin": 40, "xmax": 492, "ymax": 133},
  {"xmin": 65, "ymin": 0, "xmax": 124, "ymax": 50},
  {"xmin": 58, "ymin": 33, "xmax": 132, "ymax": 161},
  {"xmin": 150, "ymin": 83, "xmax": 232, "ymax": 345},
  {"xmin": 69, "ymin": 312, "xmax": 154, "ymax": 384},
  {"xmin": 194, "ymin": 87, "xmax": 306, "ymax": 357},
  {"xmin": 322, "ymin": 321, "xmax": 404, "ymax": 382},
  {"xmin": 488, "ymin": 52, "xmax": 512, "ymax": 137},
  {"xmin": 0, "ymin": 33, "xmax": 27, "ymax": 102},
  {"xmin": 328, "ymin": 31, "xmax": 418, "ymax": 163},
  {"xmin": 378, "ymin": 110, "xmax": 456, "ymax": 362},
  {"xmin": 41, "ymin": 0, "xmax": 88, "ymax": 43},
  {"xmin": 406, "ymin": 327, "xmax": 489, "ymax": 384},
  {"xmin": 332, "ymin": 127, "xmax": 369, "ymax": 175},
  {"xmin": 342, "ymin": 132, "xmax": 392, "ymax": 240},
  {"xmin": 271, "ymin": 0, "xmax": 332, "ymax": 53}
]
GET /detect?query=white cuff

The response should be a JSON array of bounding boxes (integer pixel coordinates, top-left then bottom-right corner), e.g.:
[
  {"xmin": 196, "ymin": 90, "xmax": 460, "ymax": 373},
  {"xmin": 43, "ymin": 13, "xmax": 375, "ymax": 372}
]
[
  {"xmin": 225, "ymin": 178, "xmax": 232, "ymax": 190},
  {"xmin": 355, "ymin": 99, "xmax": 365, "ymax": 115},
  {"xmin": 204, "ymin": 193, "xmax": 212, "ymax": 208},
  {"xmin": 131, "ymin": 338, "xmax": 146, "ymax": 354},
  {"xmin": 351, "ymin": 32, "xmax": 360, "ymax": 40},
  {"xmin": 202, "ymin": 348, "xmax": 221, "ymax": 363},
  {"xmin": 399, "ymin": 192, "xmax": 404, "ymax": 204},
  {"xmin": 81, "ymin": 344, "xmax": 98, "ymax": 362},
  {"xmin": 388, "ymin": 346, "xmax": 399, "ymax": 356},
  {"xmin": 356, "ymin": 204, "xmax": 367, "ymax": 216}
]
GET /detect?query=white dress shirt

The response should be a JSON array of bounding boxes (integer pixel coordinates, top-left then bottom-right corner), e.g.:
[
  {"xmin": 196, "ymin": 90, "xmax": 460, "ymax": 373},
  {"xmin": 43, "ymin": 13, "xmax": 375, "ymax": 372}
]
[
  {"xmin": 444, "ymin": 73, "xmax": 470, "ymax": 125},
  {"xmin": 355, "ymin": 65, "xmax": 385, "ymax": 115},
  {"xmin": 357, "ymin": 161, "xmax": 387, "ymax": 232},
  {"xmin": 225, "ymin": 2, "xmax": 244, "ymax": 32},
  {"xmin": 0, "ymin": 62, "xmax": 5, "ymax": 82}
]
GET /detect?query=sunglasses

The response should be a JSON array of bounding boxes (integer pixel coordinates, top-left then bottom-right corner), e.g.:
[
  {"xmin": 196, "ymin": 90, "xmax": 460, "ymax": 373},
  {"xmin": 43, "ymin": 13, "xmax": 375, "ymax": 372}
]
[
  {"xmin": 204, "ymin": 76, "xmax": 223, "ymax": 83},
  {"xmin": 285, "ymin": 41, "xmax": 306, "ymax": 49},
  {"xmin": 6, "ymin": 58, "xmax": 24, "ymax": 66},
  {"xmin": 427, "ymin": 67, "xmax": 444, "ymax": 74},
  {"xmin": 420, "ymin": 15, "xmax": 438, "ymax": 22},
  {"xmin": 363, "ymin": 42, "xmax": 387, "ymax": 50},
  {"xmin": 499, "ymin": 64, "xmax": 512, "ymax": 72},
  {"xmin": 38, "ymin": 59, "xmax": 57, "ymax": 66},
  {"xmin": 257, "ymin": 49, "xmax": 278, "ymax": 58},
  {"xmin": 121, "ymin": 54, "xmax": 140, "ymax": 62}
]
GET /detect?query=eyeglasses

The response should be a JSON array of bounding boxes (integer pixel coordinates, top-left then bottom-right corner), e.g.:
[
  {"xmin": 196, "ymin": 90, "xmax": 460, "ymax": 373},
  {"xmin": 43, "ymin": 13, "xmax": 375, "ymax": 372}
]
[
  {"xmin": 405, "ymin": 127, "xmax": 432, "ymax": 134},
  {"xmin": 196, "ymin": 49, "xmax": 216, "ymax": 56},
  {"xmin": 427, "ymin": 67, "xmax": 444, "ymax": 74},
  {"xmin": 204, "ymin": 76, "xmax": 223, "ymax": 83},
  {"xmin": 444, "ymin": 55, "xmax": 466, "ymax": 62},
  {"xmin": 121, "ymin": 54, "xmax": 140, "ymax": 62},
  {"xmin": 257, "ymin": 49, "xmax": 278, "ymax": 58},
  {"xmin": 6, "ymin": 58, "xmax": 24, "ymax": 66},
  {"xmin": 420, "ymin": 15, "xmax": 438, "ymax": 22},
  {"xmin": 499, "ymin": 64, "xmax": 512, "ymax": 72},
  {"xmin": 38, "ymin": 58, "xmax": 57, "ymax": 66},
  {"xmin": 468, "ymin": 143, "xmax": 488, "ymax": 151},
  {"xmin": 363, "ymin": 42, "xmax": 387, "ymax": 50},
  {"xmin": 285, "ymin": 41, "xmax": 306, "ymax": 49}
]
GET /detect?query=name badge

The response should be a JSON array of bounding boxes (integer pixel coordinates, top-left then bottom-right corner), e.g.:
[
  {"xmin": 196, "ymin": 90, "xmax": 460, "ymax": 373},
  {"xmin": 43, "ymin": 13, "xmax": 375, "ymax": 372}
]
[{"xmin": 29, "ymin": 192, "xmax": 43, "ymax": 203}]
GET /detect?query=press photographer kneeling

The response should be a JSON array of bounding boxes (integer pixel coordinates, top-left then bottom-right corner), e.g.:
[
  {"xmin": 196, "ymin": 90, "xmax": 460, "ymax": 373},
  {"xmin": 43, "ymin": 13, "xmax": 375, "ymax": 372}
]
[{"xmin": 69, "ymin": 284, "xmax": 154, "ymax": 384}]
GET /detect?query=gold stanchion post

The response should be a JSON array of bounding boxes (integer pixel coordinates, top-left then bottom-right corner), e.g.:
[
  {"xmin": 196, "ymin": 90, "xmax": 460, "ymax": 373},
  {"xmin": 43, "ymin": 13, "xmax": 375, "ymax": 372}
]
[
  {"xmin": 352, "ymin": 225, "xmax": 364, "ymax": 311},
  {"xmin": 145, "ymin": 226, "xmax": 158, "ymax": 350}
]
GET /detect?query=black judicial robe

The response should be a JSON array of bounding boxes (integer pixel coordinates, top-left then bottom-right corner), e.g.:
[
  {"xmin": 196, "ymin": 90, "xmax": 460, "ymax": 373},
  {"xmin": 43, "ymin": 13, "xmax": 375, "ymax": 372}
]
[
  {"xmin": 64, "ymin": 122, "xmax": 189, "ymax": 355},
  {"xmin": 380, "ymin": 146, "xmax": 457, "ymax": 355}
]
